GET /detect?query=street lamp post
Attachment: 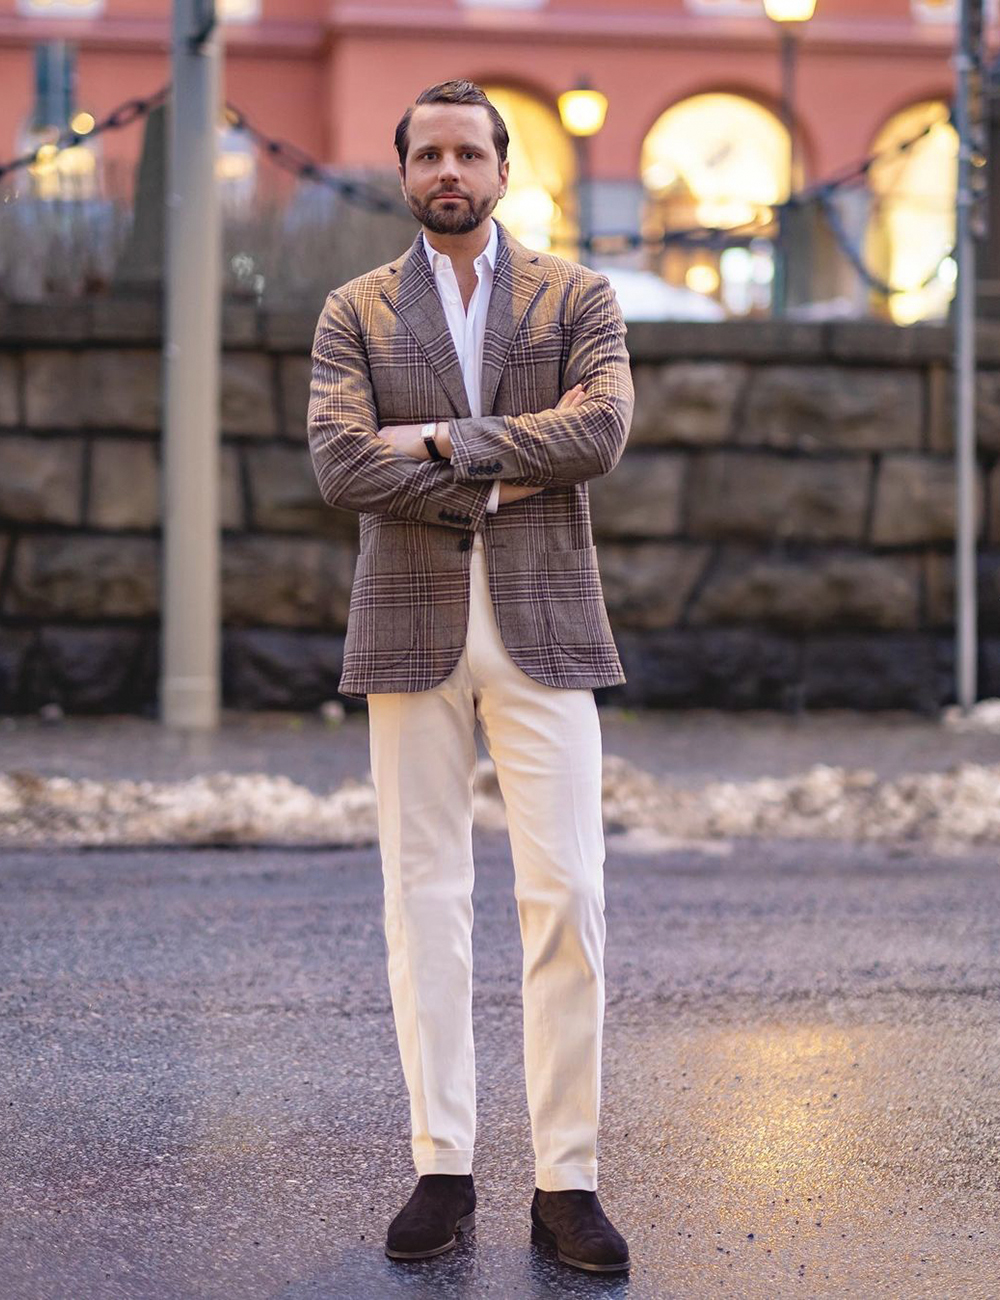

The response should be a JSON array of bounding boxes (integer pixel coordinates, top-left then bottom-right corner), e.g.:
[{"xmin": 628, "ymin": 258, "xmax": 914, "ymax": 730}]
[
  {"xmin": 764, "ymin": 0, "xmax": 817, "ymax": 316},
  {"xmin": 557, "ymin": 81, "xmax": 608, "ymax": 266}
]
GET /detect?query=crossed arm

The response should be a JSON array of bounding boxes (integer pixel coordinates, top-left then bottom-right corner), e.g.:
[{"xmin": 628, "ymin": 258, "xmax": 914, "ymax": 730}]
[{"xmin": 307, "ymin": 272, "xmax": 632, "ymax": 531}]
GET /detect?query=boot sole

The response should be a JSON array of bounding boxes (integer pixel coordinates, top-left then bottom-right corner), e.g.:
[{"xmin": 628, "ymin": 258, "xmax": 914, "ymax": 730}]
[
  {"xmin": 530, "ymin": 1220, "xmax": 631, "ymax": 1273},
  {"xmin": 385, "ymin": 1209, "xmax": 476, "ymax": 1260}
]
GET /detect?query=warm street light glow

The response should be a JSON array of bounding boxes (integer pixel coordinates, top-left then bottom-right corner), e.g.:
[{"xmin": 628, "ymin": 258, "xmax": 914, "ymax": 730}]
[
  {"xmin": 558, "ymin": 87, "xmax": 608, "ymax": 137},
  {"xmin": 763, "ymin": 0, "xmax": 817, "ymax": 20},
  {"xmin": 70, "ymin": 111, "xmax": 95, "ymax": 135}
]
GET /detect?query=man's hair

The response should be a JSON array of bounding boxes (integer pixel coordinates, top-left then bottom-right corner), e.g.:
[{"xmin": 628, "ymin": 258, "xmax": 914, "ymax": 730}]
[{"xmin": 394, "ymin": 80, "xmax": 509, "ymax": 172}]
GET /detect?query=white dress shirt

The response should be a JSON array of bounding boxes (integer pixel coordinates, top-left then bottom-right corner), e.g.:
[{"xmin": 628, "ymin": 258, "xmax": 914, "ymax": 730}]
[{"xmin": 422, "ymin": 218, "xmax": 501, "ymax": 514}]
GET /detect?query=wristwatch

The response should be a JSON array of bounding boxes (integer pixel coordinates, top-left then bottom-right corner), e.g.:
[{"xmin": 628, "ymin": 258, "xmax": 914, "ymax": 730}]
[{"xmin": 421, "ymin": 421, "xmax": 444, "ymax": 461}]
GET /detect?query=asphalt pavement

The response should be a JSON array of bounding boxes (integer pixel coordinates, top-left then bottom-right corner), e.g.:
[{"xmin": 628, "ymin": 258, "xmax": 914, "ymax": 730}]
[{"xmin": 2, "ymin": 827, "xmax": 998, "ymax": 1298}]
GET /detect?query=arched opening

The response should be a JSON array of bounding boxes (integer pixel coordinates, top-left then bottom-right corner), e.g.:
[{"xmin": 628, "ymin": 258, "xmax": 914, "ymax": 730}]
[
  {"xmin": 480, "ymin": 84, "xmax": 577, "ymax": 255},
  {"xmin": 862, "ymin": 99, "xmax": 956, "ymax": 324},
  {"xmin": 639, "ymin": 92, "xmax": 796, "ymax": 316}
]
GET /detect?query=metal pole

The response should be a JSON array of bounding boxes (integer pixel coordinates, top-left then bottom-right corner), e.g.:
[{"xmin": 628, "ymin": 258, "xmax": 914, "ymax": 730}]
[
  {"xmin": 577, "ymin": 134, "xmax": 592, "ymax": 267},
  {"xmin": 773, "ymin": 26, "xmax": 796, "ymax": 317},
  {"xmin": 161, "ymin": 0, "xmax": 222, "ymax": 730},
  {"xmin": 953, "ymin": 0, "xmax": 980, "ymax": 712}
]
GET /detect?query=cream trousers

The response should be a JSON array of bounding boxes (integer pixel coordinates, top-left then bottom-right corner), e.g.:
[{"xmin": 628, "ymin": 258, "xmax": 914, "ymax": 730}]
[{"xmin": 366, "ymin": 530, "xmax": 607, "ymax": 1193}]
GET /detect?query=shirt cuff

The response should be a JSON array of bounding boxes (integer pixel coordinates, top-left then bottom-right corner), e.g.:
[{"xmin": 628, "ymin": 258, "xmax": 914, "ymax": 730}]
[{"xmin": 485, "ymin": 479, "xmax": 501, "ymax": 513}]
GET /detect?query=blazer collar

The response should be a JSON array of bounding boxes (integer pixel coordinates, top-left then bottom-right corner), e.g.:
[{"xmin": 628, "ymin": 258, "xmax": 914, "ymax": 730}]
[{"xmin": 381, "ymin": 219, "xmax": 549, "ymax": 418}]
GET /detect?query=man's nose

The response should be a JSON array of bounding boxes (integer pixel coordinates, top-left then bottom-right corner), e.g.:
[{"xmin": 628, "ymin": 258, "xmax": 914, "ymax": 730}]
[{"xmin": 437, "ymin": 156, "xmax": 461, "ymax": 183}]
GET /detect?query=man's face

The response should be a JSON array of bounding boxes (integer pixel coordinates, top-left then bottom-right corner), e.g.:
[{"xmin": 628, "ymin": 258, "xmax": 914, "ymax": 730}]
[{"xmin": 398, "ymin": 103, "xmax": 509, "ymax": 236}]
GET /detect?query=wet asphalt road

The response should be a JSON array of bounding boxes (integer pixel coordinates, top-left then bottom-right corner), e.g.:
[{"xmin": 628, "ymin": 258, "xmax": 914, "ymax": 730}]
[{"xmin": 1, "ymin": 833, "xmax": 999, "ymax": 1299}]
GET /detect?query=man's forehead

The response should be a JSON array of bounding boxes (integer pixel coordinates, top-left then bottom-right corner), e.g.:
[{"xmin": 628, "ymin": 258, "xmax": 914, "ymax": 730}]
[{"xmin": 408, "ymin": 102, "xmax": 493, "ymax": 147}]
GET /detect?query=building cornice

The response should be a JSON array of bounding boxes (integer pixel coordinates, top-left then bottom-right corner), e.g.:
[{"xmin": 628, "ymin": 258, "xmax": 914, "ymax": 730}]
[{"xmin": 0, "ymin": 6, "xmax": 979, "ymax": 58}]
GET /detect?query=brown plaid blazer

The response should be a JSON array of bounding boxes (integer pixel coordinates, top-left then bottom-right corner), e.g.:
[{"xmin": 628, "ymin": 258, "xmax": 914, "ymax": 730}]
[{"xmin": 307, "ymin": 219, "xmax": 634, "ymax": 699}]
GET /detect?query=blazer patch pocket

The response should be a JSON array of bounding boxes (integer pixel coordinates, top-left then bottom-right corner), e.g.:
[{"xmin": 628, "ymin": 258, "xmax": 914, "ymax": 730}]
[
  {"xmin": 541, "ymin": 545, "xmax": 615, "ymax": 659},
  {"xmin": 345, "ymin": 552, "xmax": 415, "ymax": 667}
]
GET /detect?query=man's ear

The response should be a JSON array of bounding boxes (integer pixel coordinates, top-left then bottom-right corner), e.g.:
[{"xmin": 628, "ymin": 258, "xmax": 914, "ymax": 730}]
[
  {"xmin": 397, "ymin": 161, "xmax": 406, "ymax": 199},
  {"xmin": 498, "ymin": 159, "xmax": 509, "ymax": 201}
]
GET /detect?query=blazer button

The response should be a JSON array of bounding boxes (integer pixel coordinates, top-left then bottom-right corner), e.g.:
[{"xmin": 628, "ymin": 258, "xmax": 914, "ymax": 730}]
[{"xmin": 458, "ymin": 535, "xmax": 472, "ymax": 551}]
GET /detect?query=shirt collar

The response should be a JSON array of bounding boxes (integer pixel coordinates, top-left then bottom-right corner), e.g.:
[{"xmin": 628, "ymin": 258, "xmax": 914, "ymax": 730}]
[{"xmin": 422, "ymin": 217, "xmax": 498, "ymax": 274}]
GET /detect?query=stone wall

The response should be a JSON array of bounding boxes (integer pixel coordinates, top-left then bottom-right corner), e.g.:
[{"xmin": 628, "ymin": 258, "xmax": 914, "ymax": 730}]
[{"xmin": 1, "ymin": 298, "xmax": 998, "ymax": 714}]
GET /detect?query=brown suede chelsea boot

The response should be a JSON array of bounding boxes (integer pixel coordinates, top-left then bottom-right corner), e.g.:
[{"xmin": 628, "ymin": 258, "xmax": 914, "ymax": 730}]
[
  {"xmin": 530, "ymin": 1187, "xmax": 630, "ymax": 1273},
  {"xmin": 385, "ymin": 1173, "xmax": 476, "ymax": 1260}
]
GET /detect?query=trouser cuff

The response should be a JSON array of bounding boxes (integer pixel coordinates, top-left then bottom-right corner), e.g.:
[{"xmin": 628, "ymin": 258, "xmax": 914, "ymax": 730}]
[
  {"xmin": 535, "ymin": 1162, "xmax": 598, "ymax": 1192},
  {"xmin": 414, "ymin": 1148, "xmax": 474, "ymax": 1176}
]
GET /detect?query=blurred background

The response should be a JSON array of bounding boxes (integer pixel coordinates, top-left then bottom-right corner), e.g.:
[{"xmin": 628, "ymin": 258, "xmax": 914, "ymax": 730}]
[
  {"xmin": 0, "ymin": 0, "xmax": 998, "ymax": 721},
  {"xmin": 0, "ymin": 0, "xmax": 983, "ymax": 321}
]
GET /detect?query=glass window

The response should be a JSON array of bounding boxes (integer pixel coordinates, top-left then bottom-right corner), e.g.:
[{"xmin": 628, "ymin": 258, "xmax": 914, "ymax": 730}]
[
  {"xmin": 640, "ymin": 93, "xmax": 793, "ymax": 315},
  {"xmin": 911, "ymin": 0, "xmax": 998, "ymax": 20},
  {"xmin": 685, "ymin": 0, "xmax": 761, "ymax": 14},
  {"xmin": 16, "ymin": 0, "xmax": 105, "ymax": 15},
  {"xmin": 219, "ymin": 0, "xmax": 261, "ymax": 21},
  {"xmin": 862, "ymin": 99, "xmax": 956, "ymax": 324},
  {"xmin": 479, "ymin": 85, "xmax": 576, "ymax": 255},
  {"xmin": 460, "ymin": 0, "xmax": 545, "ymax": 9}
]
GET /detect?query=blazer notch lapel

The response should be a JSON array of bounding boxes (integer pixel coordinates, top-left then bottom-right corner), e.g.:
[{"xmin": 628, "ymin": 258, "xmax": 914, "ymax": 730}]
[
  {"xmin": 380, "ymin": 236, "xmax": 471, "ymax": 419},
  {"xmin": 480, "ymin": 225, "xmax": 548, "ymax": 416}
]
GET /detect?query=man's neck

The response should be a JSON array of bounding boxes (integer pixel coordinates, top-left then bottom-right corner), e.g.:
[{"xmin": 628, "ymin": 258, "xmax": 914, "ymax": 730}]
[{"xmin": 423, "ymin": 218, "xmax": 493, "ymax": 275}]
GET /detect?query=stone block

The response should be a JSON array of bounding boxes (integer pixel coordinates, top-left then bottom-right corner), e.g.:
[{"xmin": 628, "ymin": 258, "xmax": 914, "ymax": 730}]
[
  {"xmin": 6, "ymin": 534, "xmax": 159, "ymax": 618},
  {"xmin": 686, "ymin": 451, "xmax": 870, "ymax": 543},
  {"xmin": 688, "ymin": 548, "xmax": 920, "ymax": 631},
  {"xmin": 222, "ymin": 535, "xmax": 356, "ymax": 629},
  {"xmin": 24, "ymin": 350, "xmax": 84, "ymax": 428},
  {"xmin": 0, "ymin": 355, "xmax": 19, "ymax": 426},
  {"xmin": 609, "ymin": 627, "xmax": 801, "ymax": 709},
  {"xmin": 0, "ymin": 436, "xmax": 83, "ymax": 524},
  {"xmin": 589, "ymin": 452, "xmax": 685, "ymax": 538},
  {"xmin": 871, "ymin": 455, "xmax": 984, "ymax": 546},
  {"xmin": 0, "ymin": 625, "xmax": 35, "ymax": 712},
  {"xmin": 628, "ymin": 361, "xmax": 747, "ymax": 446},
  {"xmin": 84, "ymin": 349, "xmax": 162, "ymax": 430},
  {"xmin": 924, "ymin": 548, "xmax": 1000, "ymax": 632},
  {"xmin": 741, "ymin": 365, "xmax": 921, "ymax": 452},
  {"xmin": 279, "ymin": 355, "xmax": 312, "ymax": 439},
  {"xmin": 89, "ymin": 439, "xmax": 159, "ymax": 529},
  {"xmin": 21, "ymin": 626, "xmax": 155, "ymax": 713},
  {"xmin": 801, "ymin": 633, "xmax": 944, "ymax": 711},
  {"xmin": 927, "ymin": 366, "xmax": 1000, "ymax": 453},
  {"xmin": 223, "ymin": 628, "xmax": 346, "ymax": 709},
  {"xmin": 221, "ymin": 353, "xmax": 277, "ymax": 436},
  {"xmin": 87, "ymin": 439, "xmax": 243, "ymax": 530},
  {"xmin": 246, "ymin": 444, "xmax": 358, "ymax": 540},
  {"xmin": 598, "ymin": 541, "xmax": 711, "ymax": 629}
]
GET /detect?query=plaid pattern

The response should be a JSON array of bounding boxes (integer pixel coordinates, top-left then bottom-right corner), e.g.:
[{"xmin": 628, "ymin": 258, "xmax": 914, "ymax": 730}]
[{"xmin": 307, "ymin": 220, "xmax": 634, "ymax": 699}]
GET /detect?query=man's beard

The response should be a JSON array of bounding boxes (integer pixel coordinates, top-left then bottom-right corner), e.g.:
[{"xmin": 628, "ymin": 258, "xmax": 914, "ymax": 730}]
[{"xmin": 405, "ymin": 187, "xmax": 497, "ymax": 235}]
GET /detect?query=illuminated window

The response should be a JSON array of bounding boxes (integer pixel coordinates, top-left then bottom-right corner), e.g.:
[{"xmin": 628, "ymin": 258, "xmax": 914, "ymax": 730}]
[
  {"xmin": 911, "ymin": 0, "xmax": 998, "ymax": 20},
  {"xmin": 16, "ymin": 0, "xmax": 104, "ymax": 14},
  {"xmin": 862, "ymin": 100, "xmax": 956, "ymax": 324},
  {"xmin": 479, "ymin": 85, "xmax": 576, "ymax": 255},
  {"xmin": 219, "ymin": 0, "xmax": 261, "ymax": 21},
  {"xmin": 640, "ymin": 93, "xmax": 794, "ymax": 315},
  {"xmin": 685, "ymin": 0, "xmax": 760, "ymax": 14},
  {"xmin": 460, "ymin": 0, "xmax": 545, "ymax": 9}
]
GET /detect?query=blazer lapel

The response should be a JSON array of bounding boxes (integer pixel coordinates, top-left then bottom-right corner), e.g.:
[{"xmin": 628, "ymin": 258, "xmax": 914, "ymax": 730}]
[
  {"xmin": 480, "ymin": 222, "xmax": 548, "ymax": 417},
  {"xmin": 379, "ymin": 220, "xmax": 549, "ymax": 420},
  {"xmin": 380, "ymin": 231, "xmax": 471, "ymax": 418}
]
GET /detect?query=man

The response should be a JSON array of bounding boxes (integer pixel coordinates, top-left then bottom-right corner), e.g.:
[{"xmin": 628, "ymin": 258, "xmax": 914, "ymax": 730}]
[{"xmin": 307, "ymin": 80, "xmax": 633, "ymax": 1274}]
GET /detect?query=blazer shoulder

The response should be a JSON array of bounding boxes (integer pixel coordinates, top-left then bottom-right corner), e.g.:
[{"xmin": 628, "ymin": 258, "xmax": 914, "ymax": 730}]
[
  {"xmin": 527, "ymin": 251, "xmax": 611, "ymax": 291},
  {"xmin": 327, "ymin": 256, "xmax": 402, "ymax": 308}
]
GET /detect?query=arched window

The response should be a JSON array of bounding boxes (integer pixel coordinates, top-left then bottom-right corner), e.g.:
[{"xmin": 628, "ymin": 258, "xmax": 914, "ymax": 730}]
[
  {"xmin": 862, "ymin": 99, "xmax": 956, "ymax": 324},
  {"xmin": 479, "ymin": 85, "xmax": 577, "ymax": 255},
  {"xmin": 640, "ymin": 92, "xmax": 795, "ymax": 315}
]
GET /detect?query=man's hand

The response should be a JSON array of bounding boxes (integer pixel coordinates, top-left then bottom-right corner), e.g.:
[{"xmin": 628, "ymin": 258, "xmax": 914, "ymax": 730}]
[
  {"xmin": 376, "ymin": 383, "xmax": 588, "ymax": 504},
  {"xmin": 377, "ymin": 423, "xmax": 432, "ymax": 460},
  {"xmin": 497, "ymin": 384, "xmax": 586, "ymax": 505}
]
